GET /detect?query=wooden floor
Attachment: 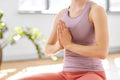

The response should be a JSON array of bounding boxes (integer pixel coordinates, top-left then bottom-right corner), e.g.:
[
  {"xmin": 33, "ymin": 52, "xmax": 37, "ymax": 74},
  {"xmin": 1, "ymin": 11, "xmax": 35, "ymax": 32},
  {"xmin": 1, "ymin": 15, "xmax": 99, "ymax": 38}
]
[{"xmin": 0, "ymin": 53, "xmax": 120, "ymax": 80}]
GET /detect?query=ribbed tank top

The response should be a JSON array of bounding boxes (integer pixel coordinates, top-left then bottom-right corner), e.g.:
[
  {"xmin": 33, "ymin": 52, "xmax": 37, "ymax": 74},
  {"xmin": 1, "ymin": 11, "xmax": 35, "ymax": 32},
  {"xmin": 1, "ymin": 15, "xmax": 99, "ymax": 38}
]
[{"xmin": 61, "ymin": 1, "xmax": 104, "ymax": 71}]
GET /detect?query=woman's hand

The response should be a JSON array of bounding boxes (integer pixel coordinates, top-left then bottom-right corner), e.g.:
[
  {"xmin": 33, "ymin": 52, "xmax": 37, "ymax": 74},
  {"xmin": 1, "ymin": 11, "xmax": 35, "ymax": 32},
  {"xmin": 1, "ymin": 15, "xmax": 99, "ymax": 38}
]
[
  {"xmin": 57, "ymin": 20, "xmax": 72, "ymax": 48},
  {"xmin": 55, "ymin": 40, "xmax": 64, "ymax": 50}
]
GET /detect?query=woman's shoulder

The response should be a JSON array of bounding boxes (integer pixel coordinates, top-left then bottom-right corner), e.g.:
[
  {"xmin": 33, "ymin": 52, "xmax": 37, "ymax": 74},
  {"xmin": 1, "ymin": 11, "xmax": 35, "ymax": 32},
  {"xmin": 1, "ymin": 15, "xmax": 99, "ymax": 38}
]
[
  {"xmin": 55, "ymin": 8, "xmax": 67, "ymax": 20},
  {"xmin": 58, "ymin": 8, "xmax": 67, "ymax": 15},
  {"xmin": 90, "ymin": 2, "xmax": 105, "ymax": 14},
  {"xmin": 89, "ymin": 1, "xmax": 107, "ymax": 26}
]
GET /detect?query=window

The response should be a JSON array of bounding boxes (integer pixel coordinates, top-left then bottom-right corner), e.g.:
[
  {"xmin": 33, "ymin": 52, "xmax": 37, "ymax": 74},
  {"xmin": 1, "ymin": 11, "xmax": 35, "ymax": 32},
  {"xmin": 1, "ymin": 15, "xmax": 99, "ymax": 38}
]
[
  {"xmin": 108, "ymin": 0, "xmax": 120, "ymax": 12},
  {"xmin": 42, "ymin": 0, "xmax": 71, "ymax": 14},
  {"xmin": 19, "ymin": 0, "xmax": 47, "ymax": 13},
  {"xmin": 19, "ymin": 0, "xmax": 71, "ymax": 14},
  {"xmin": 18, "ymin": 0, "xmax": 107, "ymax": 14}
]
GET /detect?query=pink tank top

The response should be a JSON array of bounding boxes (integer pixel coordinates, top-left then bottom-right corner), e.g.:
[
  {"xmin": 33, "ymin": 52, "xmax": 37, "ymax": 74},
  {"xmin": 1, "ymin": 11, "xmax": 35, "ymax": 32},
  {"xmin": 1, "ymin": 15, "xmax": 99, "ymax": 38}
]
[{"xmin": 61, "ymin": 1, "xmax": 104, "ymax": 71}]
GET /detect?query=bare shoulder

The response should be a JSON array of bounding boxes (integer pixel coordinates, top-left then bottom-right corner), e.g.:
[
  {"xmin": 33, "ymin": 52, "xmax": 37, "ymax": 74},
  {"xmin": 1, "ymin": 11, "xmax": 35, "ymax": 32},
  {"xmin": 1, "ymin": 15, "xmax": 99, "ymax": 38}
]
[
  {"xmin": 55, "ymin": 8, "xmax": 67, "ymax": 20},
  {"xmin": 90, "ymin": 2, "xmax": 106, "ymax": 16}
]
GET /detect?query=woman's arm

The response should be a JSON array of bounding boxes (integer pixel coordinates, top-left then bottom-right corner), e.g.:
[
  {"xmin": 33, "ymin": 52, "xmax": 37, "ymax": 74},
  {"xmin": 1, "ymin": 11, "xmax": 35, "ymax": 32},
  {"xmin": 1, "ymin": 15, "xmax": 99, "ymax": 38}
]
[
  {"xmin": 44, "ymin": 9, "xmax": 66, "ymax": 55},
  {"xmin": 58, "ymin": 5, "xmax": 109, "ymax": 59}
]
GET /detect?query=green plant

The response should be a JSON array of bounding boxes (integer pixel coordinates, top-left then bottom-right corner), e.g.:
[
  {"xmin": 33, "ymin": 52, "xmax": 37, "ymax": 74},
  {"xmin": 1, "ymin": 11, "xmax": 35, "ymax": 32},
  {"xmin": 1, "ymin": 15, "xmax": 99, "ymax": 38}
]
[
  {"xmin": 9, "ymin": 27, "xmax": 46, "ymax": 58},
  {"xmin": 0, "ymin": 10, "xmax": 8, "ymax": 39},
  {"xmin": 0, "ymin": 10, "xmax": 8, "ymax": 68},
  {"xmin": 0, "ymin": 11, "xmax": 58, "ymax": 61}
]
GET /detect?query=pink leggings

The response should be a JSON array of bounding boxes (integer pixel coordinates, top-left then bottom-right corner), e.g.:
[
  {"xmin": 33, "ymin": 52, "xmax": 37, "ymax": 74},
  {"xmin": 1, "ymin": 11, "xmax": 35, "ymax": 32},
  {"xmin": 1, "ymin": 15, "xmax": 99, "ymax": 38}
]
[{"xmin": 19, "ymin": 71, "xmax": 106, "ymax": 80}]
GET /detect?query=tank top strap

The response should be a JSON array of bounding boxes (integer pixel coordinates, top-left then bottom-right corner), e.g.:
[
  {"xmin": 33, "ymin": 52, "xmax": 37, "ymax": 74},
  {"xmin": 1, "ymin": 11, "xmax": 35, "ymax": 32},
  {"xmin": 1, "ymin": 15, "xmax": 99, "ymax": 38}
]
[
  {"xmin": 78, "ymin": 0, "xmax": 92, "ymax": 19},
  {"xmin": 83, "ymin": 1, "xmax": 92, "ymax": 14},
  {"xmin": 63, "ymin": 0, "xmax": 92, "ymax": 20}
]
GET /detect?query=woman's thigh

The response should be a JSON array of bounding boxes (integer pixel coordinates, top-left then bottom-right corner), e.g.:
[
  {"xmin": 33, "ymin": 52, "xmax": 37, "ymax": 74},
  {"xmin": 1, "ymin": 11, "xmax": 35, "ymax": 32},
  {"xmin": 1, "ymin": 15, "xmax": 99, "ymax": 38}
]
[
  {"xmin": 18, "ymin": 72, "xmax": 66, "ymax": 80},
  {"xmin": 76, "ymin": 72, "xmax": 106, "ymax": 80}
]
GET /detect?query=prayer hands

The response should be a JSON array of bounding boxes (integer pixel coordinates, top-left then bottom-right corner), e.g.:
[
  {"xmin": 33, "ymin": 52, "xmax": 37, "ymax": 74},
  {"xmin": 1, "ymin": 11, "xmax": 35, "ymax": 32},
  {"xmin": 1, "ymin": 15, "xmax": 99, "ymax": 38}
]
[{"xmin": 57, "ymin": 20, "xmax": 72, "ymax": 48}]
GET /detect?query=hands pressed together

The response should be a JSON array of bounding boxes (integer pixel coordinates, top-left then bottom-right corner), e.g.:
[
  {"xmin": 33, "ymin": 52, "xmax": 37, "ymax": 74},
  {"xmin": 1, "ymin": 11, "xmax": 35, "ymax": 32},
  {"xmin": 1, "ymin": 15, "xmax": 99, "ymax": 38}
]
[{"xmin": 57, "ymin": 20, "xmax": 72, "ymax": 49}]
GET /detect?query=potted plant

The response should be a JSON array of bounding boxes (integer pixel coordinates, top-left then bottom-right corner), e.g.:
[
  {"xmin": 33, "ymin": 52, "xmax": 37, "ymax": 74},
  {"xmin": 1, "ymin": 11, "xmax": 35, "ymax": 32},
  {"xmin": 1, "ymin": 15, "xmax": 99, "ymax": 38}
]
[
  {"xmin": 9, "ymin": 27, "xmax": 46, "ymax": 59},
  {"xmin": 0, "ymin": 10, "xmax": 8, "ymax": 68}
]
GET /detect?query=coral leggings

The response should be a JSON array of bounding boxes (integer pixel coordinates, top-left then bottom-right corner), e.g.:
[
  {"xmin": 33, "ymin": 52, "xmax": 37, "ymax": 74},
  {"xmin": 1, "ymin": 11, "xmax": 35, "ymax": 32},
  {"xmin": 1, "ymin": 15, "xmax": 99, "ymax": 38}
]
[{"xmin": 19, "ymin": 71, "xmax": 106, "ymax": 80}]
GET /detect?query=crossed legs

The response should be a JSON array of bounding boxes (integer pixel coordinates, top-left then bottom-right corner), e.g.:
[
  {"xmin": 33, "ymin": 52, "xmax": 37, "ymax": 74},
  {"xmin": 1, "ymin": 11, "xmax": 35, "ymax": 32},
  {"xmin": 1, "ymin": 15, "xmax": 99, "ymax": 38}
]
[{"xmin": 18, "ymin": 71, "xmax": 106, "ymax": 80}]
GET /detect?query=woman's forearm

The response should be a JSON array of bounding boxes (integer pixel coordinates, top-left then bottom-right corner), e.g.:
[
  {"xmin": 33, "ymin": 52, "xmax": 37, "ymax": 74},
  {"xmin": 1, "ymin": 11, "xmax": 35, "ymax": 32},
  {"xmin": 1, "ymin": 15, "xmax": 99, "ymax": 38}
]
[
  {"xmin": 65, "ymin": 43, "xmax": 108, "ymax": 59},
  {"xmin": 44, "ymin": 44, "xmax": 59, "ymax": 55},
  {"xmin": 44, "ymin": 42, "xmax": 63, "ymax": 55}
]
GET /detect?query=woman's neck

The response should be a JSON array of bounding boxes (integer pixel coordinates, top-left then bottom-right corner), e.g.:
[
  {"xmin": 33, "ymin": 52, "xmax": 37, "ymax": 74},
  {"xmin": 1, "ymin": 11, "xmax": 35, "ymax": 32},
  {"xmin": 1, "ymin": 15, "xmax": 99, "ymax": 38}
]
[{"xmin": 70, "ymin": 0, "xmax": 88, "ymax": 9}]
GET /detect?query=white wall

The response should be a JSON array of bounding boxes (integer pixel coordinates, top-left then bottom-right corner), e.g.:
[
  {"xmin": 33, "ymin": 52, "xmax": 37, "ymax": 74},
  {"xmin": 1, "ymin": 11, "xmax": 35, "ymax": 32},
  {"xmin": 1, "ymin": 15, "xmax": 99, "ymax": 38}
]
[
  {"xmin": 0, "ymin": 0, "xmax": 55, "ymax": 61},
  {"xmin": 0, "ymin": 0, "xmax": 120, "ymax": 61},
  {"xmin": 108, "ymin": 15, "xmax": 120, "ymax": 47}
]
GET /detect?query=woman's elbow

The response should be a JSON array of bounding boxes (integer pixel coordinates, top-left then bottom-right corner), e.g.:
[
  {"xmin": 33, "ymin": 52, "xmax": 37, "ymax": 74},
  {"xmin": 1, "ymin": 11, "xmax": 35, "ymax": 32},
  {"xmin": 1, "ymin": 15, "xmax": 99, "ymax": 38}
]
[
  {"xmin": 99, "ymin": 54, "xmax": 107, "ymax": 59},
  {"xmin": 44, "ymin": 49, "xmax": 49, "ymax": 55},
  {"xmin": 44, "ymin": 46, "xmax": 51, "ymax": 55},
  {"xmin": 98, "ymin": 50, "xmax": 108, "ymax": 59},
  {"xmin": 44, "ymin": 45, "xmax": 57, "ymax": 55}
]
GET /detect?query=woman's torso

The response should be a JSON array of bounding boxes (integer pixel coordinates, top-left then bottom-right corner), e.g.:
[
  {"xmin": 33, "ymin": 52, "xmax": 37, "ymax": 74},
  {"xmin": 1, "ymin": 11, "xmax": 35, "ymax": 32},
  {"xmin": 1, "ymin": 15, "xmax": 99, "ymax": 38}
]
[{"xmin": 61, "ymin": 1, "xmax": 104, "ymax": 72}]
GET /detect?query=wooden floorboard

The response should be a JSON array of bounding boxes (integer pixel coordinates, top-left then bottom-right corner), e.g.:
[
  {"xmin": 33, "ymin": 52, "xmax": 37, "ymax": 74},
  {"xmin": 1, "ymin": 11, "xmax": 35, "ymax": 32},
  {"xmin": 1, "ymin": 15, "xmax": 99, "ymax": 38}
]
[{"xmin": 0, "ymin": 53, "xmax": 120, "ymax": 80}]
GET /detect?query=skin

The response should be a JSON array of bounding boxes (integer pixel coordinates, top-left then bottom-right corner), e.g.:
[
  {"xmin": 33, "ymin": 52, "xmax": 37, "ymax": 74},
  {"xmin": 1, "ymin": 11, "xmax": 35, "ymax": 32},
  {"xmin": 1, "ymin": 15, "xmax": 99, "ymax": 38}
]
[{"xmin": 44, "ymin": 0, "xmax": 109, "ymax": 59}]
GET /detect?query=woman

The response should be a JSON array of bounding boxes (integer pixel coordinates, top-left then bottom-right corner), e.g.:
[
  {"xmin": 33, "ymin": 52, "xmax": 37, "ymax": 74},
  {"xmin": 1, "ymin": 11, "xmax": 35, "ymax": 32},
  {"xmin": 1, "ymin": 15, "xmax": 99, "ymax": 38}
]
[{"xmin": 20, "ymin": 0, "xmax": 109, "ymax": 80}]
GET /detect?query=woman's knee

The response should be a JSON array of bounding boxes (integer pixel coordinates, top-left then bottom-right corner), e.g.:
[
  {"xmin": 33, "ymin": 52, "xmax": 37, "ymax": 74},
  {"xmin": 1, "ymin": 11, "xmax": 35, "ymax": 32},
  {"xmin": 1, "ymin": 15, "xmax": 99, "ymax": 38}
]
[{"xmin": 76, "ymin": 72, "xmax": 104, "ymax": 80}]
